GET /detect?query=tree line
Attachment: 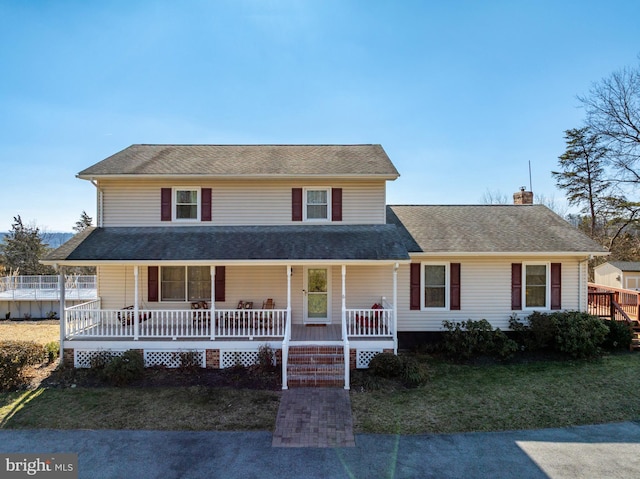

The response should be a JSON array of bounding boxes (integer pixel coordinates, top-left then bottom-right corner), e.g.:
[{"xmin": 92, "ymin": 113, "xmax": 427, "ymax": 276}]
[
  {"xmin": 553, "ymin": 57, "xmax": 640, "ymax": 262},
  {"xmin": 0, "ymin": 211, "xmax": 93, "ymax": 276}
]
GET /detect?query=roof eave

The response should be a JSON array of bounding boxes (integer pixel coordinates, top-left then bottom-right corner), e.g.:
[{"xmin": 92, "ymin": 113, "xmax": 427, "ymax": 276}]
[
  {"xmin": 77, "ymin": 173, "xmax": 399, "ymax": 181},
  {"xmin": 408, "ymin": 251, "xmax": 610, "ymax": 257}
]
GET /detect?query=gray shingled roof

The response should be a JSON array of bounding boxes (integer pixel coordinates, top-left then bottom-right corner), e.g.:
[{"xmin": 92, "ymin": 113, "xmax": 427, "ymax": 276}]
[
  {"xmin": 43, "ymin": 225, "xmax": 410, "ymax": 262},
  {"xmin": 77, "ymin": 144, "xmax": 399, "ymax": 178},
  {"xmin": 608, "ymin": 262, "xmax": 640, "ymax": 272},
  {"xmin": 387, "ymin": 205, "xmax": 607, "ymax": 254}
]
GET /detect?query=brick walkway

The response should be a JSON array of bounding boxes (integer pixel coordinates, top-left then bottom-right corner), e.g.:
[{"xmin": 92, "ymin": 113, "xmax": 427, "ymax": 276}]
[{"xmin": 272, "ymin": 388, "xmax": 356, "ymax": 447}]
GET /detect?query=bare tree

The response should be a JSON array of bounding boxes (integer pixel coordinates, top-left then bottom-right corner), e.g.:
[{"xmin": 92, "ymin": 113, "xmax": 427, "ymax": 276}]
[{"xmin": 481, "ymin": 189, "xmax": 509, "ymax": 204}]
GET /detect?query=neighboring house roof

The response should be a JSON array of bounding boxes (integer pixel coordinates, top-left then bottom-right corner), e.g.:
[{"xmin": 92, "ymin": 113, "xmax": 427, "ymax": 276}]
[
  {"xmin": 387, "ymin": 205, "xmax": 607, "ymax": 254},
  {"xmin": 605, "ymin": 262, "xmax": 640, "ymax": 272},
  {"xmin": 43, "ymin": 225, "xmax": 410, "ymax": 263},
  {"xmin": 77, "ymin": 144, "xmax": 399, "ymax": 179}
]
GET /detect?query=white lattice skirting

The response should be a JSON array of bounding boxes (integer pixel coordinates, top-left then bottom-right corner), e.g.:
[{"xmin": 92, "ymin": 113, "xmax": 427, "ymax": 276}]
[
  {"xmin": 220, "ymin": 350, "xmax": 259, "ymax": 368},
  {"xmin": 74, "ymin": 349, "xmax": 205, "ymax": 368},
  {"xmin": 356, "ymin": 349, "xmax": 383, "ymax": 369}
]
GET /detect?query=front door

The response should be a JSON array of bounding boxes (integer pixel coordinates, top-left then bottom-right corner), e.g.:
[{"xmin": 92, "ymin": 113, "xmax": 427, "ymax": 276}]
[{"xmin": 304, "ymin": 267, "xmax": 331, "ymax": 324}]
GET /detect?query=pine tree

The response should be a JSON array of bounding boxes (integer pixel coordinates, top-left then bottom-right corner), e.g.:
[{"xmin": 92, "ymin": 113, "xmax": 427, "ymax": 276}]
[
  {"xmin": 0, "ymin": 215, "xmax": 54, "ymax": 275},
  {"xmin": 73, "ymin": 211, "xmax": 93, "ymax": 233}
]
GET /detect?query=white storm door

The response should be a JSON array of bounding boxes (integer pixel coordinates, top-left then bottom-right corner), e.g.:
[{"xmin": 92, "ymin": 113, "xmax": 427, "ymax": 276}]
[{"xmin": 304, "ymin": 267, "xmax": 331, "ymax": 323}]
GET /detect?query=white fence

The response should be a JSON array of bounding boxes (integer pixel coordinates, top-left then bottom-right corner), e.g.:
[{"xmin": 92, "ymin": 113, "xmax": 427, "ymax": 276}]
[{"xmin": 0, "ymin": 275, "xmax": 97, "ymax": 301}]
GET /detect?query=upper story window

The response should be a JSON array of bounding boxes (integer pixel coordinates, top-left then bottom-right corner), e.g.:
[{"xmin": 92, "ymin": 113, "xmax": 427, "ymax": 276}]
[
  {"xmin": 422, "ymin": 263, "xmax": 449, "ymax": 309},
  {"xmin": 174, "ymin": 188, "xmax": 200, "ymax": 221},
  {"xmin": 304, "ymin": 188, "xmax": 330, "ymax": 221}
]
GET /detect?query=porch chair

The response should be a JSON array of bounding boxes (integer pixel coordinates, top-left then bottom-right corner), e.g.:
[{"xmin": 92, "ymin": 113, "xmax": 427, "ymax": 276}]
[
  {"xmin": 191, "ymin": 301, "xmax": 210, "ymax": 328},
  {"xmin": 261, "ymin": 298, "xmax": 275, "ymax": 331}
]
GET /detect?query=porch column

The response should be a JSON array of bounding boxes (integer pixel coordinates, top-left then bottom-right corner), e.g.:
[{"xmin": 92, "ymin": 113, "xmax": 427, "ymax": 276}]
[
  {"xmin": 57, "ymin": 265, "xmax": 65, "ymax": 365},
  {"xmin": 133, "ymin": 266, "xmax": 139, "ymax": 340},
  {"xmin": 210, "ymin": 266, "xmax": 216, "ymax": 340},
  {"xmin": 393, "ymin": 262, "xmax": 399, "ymax": 355},
  {"xmin": 342, "ymin": 264, "xmax": 350, "ymax": 390},
  {"xmin": 286, "ymin": 265, "xmax": 292, "ymax": 341}
]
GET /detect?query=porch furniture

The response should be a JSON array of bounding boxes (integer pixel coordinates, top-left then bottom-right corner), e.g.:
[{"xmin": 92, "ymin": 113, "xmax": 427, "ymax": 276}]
[
  {"xmin": 118, "ymin": 305, "xmax": 151, "ymax": 325},
  {"xmin": 191, "ymin": 300, "xmax": 210, "ymax": 326}
]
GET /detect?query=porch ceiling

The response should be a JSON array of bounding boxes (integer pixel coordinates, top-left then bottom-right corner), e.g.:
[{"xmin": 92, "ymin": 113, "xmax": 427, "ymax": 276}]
[{"xmin": 43, "ymin": 224, "xmax": 410, "ymax": 264}]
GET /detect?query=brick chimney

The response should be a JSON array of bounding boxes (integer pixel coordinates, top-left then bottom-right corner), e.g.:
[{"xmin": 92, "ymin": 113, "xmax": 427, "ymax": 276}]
[{"xmin": 513, "ymin": 187, "xmax": 533, "ymax": 205}]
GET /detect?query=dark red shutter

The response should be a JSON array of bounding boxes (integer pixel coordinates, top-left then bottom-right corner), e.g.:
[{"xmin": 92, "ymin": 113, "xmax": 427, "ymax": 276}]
[
  {"xmin": 292, "ymin": 188, "xmax": 302, "ymax": 221},
  {"xmin": 551, "ymin": 263, "xmax": 561, "ymax": 310},
  {"xmin": 201, "ymin": 188, "xmax": 212, "ymax": 221},
  {"xmin": 410, "ymin": 263, "xmax": 421, "ymax": 310},
  {"xmin": 450, "ymin": 263, "xmax": 461, "ymax": 310},
  {"xmin": 148, "ymin": 266, "xmax": 159, "ymax": 302},
  {"xmin": 161, "ymin": 188, "xmax": 172, "ymax": 221},
  {"xmin": 511, "ymin": 263, "xmax": 522, "ymax": 310},
  {"xmin": 214, "ymin": 266, "xmax": 225, "ymax": 302},
  {"xmin": 331, "ymin": 188, "xmax": 342, "ymax": 222}
]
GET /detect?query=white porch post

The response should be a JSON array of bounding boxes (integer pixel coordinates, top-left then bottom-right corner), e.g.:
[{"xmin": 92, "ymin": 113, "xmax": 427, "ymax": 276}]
[
  {"xmin": 58, "ymin": 265, "xmax": 65, "ymax": 365},
  {"xmin": 342, "ymin": 264, "xmax": 350, "ymax": 390},
  {"xmin": 393, "ymin": 262, "xmax": 399, "ymax": 355},
  {"xmin": 210, "ymin": 266, "xmax": 216, "ymax": 340},
  {"xmin": 282, "ymin": 264, "xmax": 292, "ymax": 390},
  {"xmin": 133, "ymin": 265, "xmax": 139, "ymax": 340}
]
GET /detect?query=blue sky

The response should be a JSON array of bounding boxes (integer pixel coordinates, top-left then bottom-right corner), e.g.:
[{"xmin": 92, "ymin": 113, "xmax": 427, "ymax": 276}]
[{"xmin": 1, "ymin": 0, "xmax": 639, "ymax": 232}]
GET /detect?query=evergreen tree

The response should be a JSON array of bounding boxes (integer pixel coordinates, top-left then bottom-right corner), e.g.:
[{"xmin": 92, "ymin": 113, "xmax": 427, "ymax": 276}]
[
  {"xmin": 0, "ymin": 215, "xmax": 54, "ymax": 275},
  {"xmin": 73, "ymin": 210, "xmax": 93, "ymax": 233}
]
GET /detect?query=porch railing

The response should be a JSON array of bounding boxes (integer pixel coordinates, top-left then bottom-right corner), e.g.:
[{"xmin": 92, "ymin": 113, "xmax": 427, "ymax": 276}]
[
  {"xmin": 588, "ymin": 283, "xmax": 640, "ymax": 321},
  {"xmin": 65, "ymin": 303, "xmax": 287, "ymax": 340},
  {"xmin": 345, "ymin": 308, "xmax": 393, "ymax": 337}
]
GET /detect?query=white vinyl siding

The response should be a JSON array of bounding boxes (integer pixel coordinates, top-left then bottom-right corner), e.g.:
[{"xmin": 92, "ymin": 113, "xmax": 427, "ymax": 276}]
[
  {"xmin": 397, "ymin": 256, "xmax": 582, "ymax": 332},
  {"xmin": 98, "ymin": 179, "xmax": 386, "ymax": 226}
]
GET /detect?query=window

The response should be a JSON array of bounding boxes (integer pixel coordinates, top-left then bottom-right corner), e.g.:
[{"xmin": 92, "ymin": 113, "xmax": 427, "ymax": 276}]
[
  {"xmin": 422, "ymin": 263, "xmax": 448, "ymax": 309},
  {"xmin": 524, "ymin": 263, "xmax": 549, "ymax": 309},
  {"xmin": 160, "ymin": 266, "xmax": 211, "ymax": 302},
  {"xmin": 304, "ymin": 188, "xmax": 330, "ymax": 221},
  {"xmin": 174, "ymin": 188, "xmax": 199, "ymax": 221}
]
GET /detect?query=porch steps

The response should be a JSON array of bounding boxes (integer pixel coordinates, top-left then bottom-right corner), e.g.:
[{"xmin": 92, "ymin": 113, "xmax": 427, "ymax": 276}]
[
  {"xmin": 287, "ymin": 346, "xmax": 345, "ymax": 388},
  {"xmin": 632, "ymin": 323, "xmax": 640, "ymax": 351}
]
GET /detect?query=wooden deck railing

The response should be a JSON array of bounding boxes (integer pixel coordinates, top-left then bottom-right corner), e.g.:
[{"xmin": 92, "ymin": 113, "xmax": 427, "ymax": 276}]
[{"xmin": 588, "ymin": 283, "xmax": 640, "ymax": 321}]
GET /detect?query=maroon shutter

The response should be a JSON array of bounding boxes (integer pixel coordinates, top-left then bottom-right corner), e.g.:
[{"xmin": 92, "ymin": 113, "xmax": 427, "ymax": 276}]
[
  {"xmin": 161, "ymin": 188, "xmax": 172, "ymax": 221},
  {"xmin": 148, "ymin": 266, "xmax": 159, "ymax": 302},
  {"xmin": 450, "ymin": 263, "xmax": 461, "ymax": 310},
  {"xmin": 201, "ymin": 188, "xmax": 212, "ymax": 221},
  {"xmin": 410, "ymin": 263, "xmax": 421, "ymax": 310},
  {"xmin": 551, "ymin": 263, "xmax": 561, "ymax": 310},
  {"xmin": 214, "ymin": 266, "xmax": 225, "ymax": 302},
  {"xmin": 511, "ymin": 263, "xmax": 522, "ymax": 310},
  {"xmin": 292, "ymin": 188, "xmax": 303, "ymax": 221},
  {"xmin": 331, "ymin": 188, "xmax": 342, "ymax": 221}
]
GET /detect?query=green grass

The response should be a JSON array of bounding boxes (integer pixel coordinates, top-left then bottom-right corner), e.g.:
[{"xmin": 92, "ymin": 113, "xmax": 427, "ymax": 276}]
[
  {"xmin": 351, "ymin": 352, "xmax": 640, "ymax": 434},
  {"xmin": 1, "ymin": 387, "xmax": 280, "ymax": 431},
  {"xmin": 2, "ymin": 353, "xmax": 640, "ymax": 434}
]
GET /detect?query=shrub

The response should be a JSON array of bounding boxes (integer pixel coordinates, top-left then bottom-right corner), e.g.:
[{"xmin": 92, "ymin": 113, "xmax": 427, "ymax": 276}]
[
  {"xmin": 512, "ymin": 311, "xmax": 609, "ymax": 358},
  {"xmin": 0, "ymin": 340, "xmax": 47, "ymax": 390},
  {"xmin": 257, "ymin": 344, "xmax": 276, "ymax": 372},
  {"xmin": 44, "ymin": 341, "xmax": 60, "ymax": 364},
  {"xmin": 101, "ymin": 350, "xmax": 144, "ymax": 386},
  {"xmin": 368, "ymin": 352, "xmax": 404, "ymax": 378},
  {"xmin": 441, "ymin": 319, "xmax": 518, "ymax": 360},
  {"xmin": 602, "ymin": 320, "xmax": 634, "ymax": 351},
  {"xmin": 400, "ymin": 356, "xmax": 429, "ymax": 387},
  {"xmin": 179, "ymin": 351, "xmax": 202, "ymax": 371},
  {"xmin": 46, "ymin": 310, "xmax": 58, "ymax": 320}
]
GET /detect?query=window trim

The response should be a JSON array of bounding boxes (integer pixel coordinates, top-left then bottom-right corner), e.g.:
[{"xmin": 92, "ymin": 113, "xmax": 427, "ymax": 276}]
[
  {"xmin": 172, "ymin": 187, "xmax": 201, "ymax": 222},
  {"xmin": 303, "ymin": 187, "xmax": 331, "ymax": 222},
  {"xmin": 160, "ymin": 265, "xmax": 211, "ymax": 303},
  {"xmin": 421, "ymin": 262, "xmax": 450, "ymax": 311},
  {"xmin": 522, "ymin": 262, "xmax": 550, "ymax": 310}
]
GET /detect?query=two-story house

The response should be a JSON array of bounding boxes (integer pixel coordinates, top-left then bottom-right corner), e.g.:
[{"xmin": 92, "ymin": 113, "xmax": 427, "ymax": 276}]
[{"xmin": 44, "ymin": 144, "xmax": 607, "ymax": 388}]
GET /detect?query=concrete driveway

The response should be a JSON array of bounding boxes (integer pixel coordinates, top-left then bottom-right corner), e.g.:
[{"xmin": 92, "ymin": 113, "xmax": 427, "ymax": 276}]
[{"xmin": 2, "ymin": 422, "xmax": 639, "ymax": 478}]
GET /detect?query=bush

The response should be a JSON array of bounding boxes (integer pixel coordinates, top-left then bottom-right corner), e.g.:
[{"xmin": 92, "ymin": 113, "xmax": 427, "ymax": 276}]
[
  {"xmin": 400, "ymin": 356, "xmax": 429, "ymax": 387},
  {"xmin": 0, "ymin": 340, "xmax": 47, "ymax": 390},
  {"xmin": 368, "ymin": 352, "xmax": 403, "ymax": 378},
  {"xmin": 101, "ymin": 350, "xmax": 144, "ymax": 386},
  {"xmin": 511, "ymin": 311, "xmax": 609, "ymax": 358},
  {"xmin": 179, "ymin": 351, "xmax": 202, "ymax": 371},
  {"xmin": 44, "ymin": 341, "xmax": 60, "ymax": 364},
  {"xmin": 441, "ymin": 319, "xmax": 518, "ymax": 360},
  {"xmin": 257, "ymin": 344, "xmax": 276, "ymax": 372},
  {"xmin": 602, "ymin": 320, "xmax": 633, "ymax": 351}
]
